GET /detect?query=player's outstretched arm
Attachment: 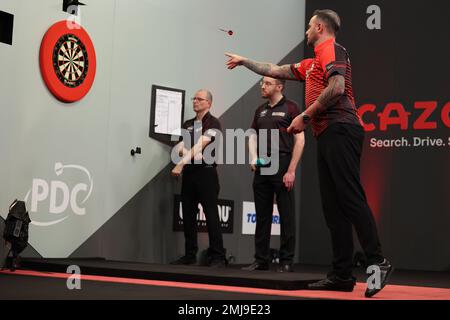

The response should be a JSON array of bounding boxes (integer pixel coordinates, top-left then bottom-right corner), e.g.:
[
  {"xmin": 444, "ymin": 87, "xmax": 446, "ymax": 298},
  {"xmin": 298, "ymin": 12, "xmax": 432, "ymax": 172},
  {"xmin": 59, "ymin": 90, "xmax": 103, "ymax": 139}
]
[{"xmin": 225, "ymin": 53, "xmax": 297, "ymax": 80}]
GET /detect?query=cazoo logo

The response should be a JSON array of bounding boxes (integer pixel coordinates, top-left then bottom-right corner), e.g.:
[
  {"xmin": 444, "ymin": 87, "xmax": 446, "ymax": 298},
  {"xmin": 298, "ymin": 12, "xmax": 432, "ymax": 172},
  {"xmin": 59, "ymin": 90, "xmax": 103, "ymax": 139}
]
[{"xmin": 24, "ymin": 163, "xmax": 93, "ymax": 226}]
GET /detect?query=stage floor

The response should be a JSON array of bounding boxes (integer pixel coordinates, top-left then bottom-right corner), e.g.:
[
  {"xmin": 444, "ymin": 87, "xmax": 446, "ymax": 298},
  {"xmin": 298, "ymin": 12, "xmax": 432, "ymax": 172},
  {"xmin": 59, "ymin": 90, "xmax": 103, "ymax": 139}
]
[{"xmin": 1, "ymin": 258, "xmax": 449, "ymax": 300}]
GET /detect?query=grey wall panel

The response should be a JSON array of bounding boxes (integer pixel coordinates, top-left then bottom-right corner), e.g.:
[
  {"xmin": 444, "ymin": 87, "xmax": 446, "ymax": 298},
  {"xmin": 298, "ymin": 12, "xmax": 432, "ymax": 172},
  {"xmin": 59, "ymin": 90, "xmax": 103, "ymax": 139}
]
[
  {"xmin": 0, "ymin": 0, "xmax": 306, "ymax": 258},
  {"xmin": 71, "ymin": 164, "xmax": 180, "ymax": 262},
  {"xmin": 70, "ymin": 42, "xmax": 306, "ymax": 264}
]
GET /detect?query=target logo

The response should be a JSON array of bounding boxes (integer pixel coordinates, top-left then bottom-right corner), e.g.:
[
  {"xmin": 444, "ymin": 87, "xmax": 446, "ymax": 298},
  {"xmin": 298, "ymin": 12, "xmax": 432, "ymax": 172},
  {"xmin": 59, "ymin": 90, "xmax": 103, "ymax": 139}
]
[{"xmin": 40, "ymin": 21, "xmax": 96, "ymax": 103}]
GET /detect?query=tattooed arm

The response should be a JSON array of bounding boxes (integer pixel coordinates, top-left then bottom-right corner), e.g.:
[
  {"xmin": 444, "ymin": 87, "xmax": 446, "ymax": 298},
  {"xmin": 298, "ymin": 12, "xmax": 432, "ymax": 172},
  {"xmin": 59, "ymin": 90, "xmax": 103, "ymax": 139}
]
[
  {"xmin": 287, "ymin": 75, "xmax": 345, "ymax": 134},
  {"xmin": 225, "ymin": 52, "xmax": 297, "ymax": 80},
  {"xmin": 305, "ymin": 75, "xmax": 345, "ymax": 118}
]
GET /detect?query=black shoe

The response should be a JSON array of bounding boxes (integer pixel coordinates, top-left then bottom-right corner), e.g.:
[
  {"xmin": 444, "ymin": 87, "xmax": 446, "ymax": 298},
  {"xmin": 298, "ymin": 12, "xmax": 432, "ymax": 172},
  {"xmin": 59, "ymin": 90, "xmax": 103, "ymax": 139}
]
[
  {"xmin": 276, "ymin": 263, "xmax": 294, "ymax": 273},
  {"xmin": 170, "ymin": 255, "xmax": 197, "ymax": 265},
  {"xmin": 4, "ymin": 256, "xmax": 21, "ymax": 272},
  {"xmin": 209, "ymin": 258, "xmax": 227, "ymax": 268},
  {"xmin": 241, "ymin": 261, "xmax": 269, "ymax": 271},
  {"xmin": 365, "ymin": 258, "xmax": 394, "ymax": 298},
  {"xmin": 11, "ymin": 257, "xmax": 20, "ymax": 271},
  {"xmin": 308, "ymin": 276, "xmax": 356, "ymax": 292}
]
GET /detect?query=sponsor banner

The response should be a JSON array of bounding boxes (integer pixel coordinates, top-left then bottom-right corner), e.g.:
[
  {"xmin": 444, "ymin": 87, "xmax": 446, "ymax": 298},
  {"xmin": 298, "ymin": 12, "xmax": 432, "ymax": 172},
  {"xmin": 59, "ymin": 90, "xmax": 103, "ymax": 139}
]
[
  {"xmin": 242, "ymin": 201, "xmax": 280, "ymax": 236},
  {"xmin": 173, "ymin": 195, "xmax": 234, "ymax": 233}
]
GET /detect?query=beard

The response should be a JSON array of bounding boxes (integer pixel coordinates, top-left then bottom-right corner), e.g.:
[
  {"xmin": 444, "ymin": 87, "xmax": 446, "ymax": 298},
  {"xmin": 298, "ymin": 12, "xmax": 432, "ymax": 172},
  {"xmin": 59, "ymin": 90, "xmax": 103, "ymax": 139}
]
[
  {"xmin": 306, "ymin": 34, "xmax": 318, "ymax": 47},
  {"xmin": 261, "ymin": 91, "xmax": 270, "ymax": 99}
]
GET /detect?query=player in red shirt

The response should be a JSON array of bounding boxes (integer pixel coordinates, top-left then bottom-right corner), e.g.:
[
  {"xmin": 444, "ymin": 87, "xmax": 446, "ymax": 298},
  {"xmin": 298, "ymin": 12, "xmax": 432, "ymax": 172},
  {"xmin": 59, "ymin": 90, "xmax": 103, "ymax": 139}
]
[{"xmin": 225, "ymin": 9, "xmax": 392, "ymax": 298}]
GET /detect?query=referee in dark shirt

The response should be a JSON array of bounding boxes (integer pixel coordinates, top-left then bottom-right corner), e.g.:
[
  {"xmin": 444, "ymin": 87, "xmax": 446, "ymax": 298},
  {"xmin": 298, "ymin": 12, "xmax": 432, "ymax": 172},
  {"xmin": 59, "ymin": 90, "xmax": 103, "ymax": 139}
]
[
  {"xmin": 242, "ymin": 77, "xmax": 305, "ymax": 273},
  {"xmin": 171, "ymin": 89, "xmax": 227, "ymax": 268}
]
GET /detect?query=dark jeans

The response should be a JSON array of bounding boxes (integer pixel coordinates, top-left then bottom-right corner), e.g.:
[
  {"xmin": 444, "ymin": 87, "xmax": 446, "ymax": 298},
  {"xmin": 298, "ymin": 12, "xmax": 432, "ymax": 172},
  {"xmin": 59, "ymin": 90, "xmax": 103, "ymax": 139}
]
[
  {"xmin": 253, "ymin": 155, "xmax": 295, "ymax": 264},
  {"xmin": 181, "ymin": 166, "xmax": 225, "ymax": 260},
  {"xmin": 317, "ymin": 123, "xmax": 383, "ymax": 278}
]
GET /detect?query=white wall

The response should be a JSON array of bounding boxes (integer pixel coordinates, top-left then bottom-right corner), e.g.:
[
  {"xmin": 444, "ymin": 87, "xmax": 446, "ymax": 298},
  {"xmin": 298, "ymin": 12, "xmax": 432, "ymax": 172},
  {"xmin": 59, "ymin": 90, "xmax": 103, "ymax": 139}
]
[{"xmin": 0, "ymin": 0, "xmax": 305, "ymax": 257}]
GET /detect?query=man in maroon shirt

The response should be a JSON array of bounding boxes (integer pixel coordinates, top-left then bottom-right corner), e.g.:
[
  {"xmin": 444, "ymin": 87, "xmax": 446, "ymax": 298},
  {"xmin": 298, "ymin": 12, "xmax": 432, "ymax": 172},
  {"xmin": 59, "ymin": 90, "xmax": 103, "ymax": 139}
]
[
  {"xmin": 225, "ymin": 9, "xmax": 392, "ymax": 298},
  {"xmin": 171, "ymin": 89, "xmax": 227, "ymax": 268},
  {"xmin": 242, "ymin": 77, "xmax": 305, "ymax": 273}
]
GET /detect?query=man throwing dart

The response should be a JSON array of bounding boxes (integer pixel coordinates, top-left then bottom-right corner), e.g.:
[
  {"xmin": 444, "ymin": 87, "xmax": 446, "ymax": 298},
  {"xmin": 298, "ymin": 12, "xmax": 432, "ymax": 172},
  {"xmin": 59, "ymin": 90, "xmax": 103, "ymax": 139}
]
[{"xmin": 225, "ymin": 9, "xmax": 393, "ymax": 298}]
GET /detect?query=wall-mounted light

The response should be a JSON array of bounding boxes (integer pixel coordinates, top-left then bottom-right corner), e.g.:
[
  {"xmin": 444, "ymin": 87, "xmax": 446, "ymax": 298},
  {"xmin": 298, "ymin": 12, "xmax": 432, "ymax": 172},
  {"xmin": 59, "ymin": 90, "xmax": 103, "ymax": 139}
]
[
  {"xmin": 0, "ymin": 10, "xmax": 14, "ymax": 45},
  {"xmin": 63, "ymin": 0, "xmax": 86, "ymax": 15}
]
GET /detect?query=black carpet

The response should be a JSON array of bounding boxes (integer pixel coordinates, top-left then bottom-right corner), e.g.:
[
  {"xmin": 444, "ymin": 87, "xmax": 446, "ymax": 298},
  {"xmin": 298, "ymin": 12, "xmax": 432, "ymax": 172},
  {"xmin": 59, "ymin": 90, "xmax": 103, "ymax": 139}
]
[
  {"xmin": 16, "ymin": 258, "xmax": 324, "ymax": 290},
  {"xmin": 1, "ymin": 258, "xmax": 449, "ymax": 300},
  {"xmin": 0, "ymin": 272, "xmax": 309, "ymax": 300}
]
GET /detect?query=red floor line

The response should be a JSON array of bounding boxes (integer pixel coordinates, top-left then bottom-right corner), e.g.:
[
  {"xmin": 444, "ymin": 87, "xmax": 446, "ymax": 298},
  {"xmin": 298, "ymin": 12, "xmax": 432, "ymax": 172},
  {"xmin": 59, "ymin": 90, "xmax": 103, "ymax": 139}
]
[{"xmin": 1, "ymin": 270, "xmax": 450, "ymax": 300}]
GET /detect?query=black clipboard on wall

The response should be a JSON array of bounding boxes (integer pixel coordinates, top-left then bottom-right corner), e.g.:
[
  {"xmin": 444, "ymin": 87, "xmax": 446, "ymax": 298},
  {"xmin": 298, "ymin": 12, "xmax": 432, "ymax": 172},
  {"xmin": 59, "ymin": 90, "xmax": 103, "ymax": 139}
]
[{"xmin": 149, "ymin": 85, "xmax": 185, "ymax": 146}]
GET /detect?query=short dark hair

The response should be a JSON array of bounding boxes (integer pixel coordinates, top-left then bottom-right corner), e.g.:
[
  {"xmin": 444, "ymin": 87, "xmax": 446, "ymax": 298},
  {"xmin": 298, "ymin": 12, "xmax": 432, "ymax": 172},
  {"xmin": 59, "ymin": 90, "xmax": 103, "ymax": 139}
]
[
  {"xmin": 313, "ymin": 9, "xmax": 341, "ymax": 34},
  {"xmin": 275, "ymin": 79, "xmax": 286, "ymax": 87}
]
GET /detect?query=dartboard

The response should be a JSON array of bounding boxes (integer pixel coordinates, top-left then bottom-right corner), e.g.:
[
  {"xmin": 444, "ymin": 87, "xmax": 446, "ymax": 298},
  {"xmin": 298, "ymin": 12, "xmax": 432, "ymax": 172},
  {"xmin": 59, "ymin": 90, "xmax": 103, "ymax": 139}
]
[
  {"xmin": 53, "ymin": 34, "xmax": 89, "ymax": 88},
  {"xmin": 40, "ymin": 21, "xmax": 96, "ymax": 103}
]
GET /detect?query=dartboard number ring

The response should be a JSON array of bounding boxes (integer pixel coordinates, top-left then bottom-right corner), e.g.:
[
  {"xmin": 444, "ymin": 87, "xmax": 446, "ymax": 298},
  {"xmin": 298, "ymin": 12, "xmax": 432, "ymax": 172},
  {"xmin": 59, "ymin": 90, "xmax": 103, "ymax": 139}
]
[{"xmin": 40, "ymin": 21, "xmax": 96, "ymax": 103}]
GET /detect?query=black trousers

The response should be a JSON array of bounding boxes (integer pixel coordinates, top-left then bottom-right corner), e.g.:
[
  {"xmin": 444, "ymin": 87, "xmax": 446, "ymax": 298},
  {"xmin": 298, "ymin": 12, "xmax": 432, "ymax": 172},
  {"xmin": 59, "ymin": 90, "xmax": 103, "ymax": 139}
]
[
  {"xmin": 253, "ymin": 155, "xmax": 295, "ymax": 264},
  {"xmin": 181, "ymin": 166, "xmax": 225, "ymax": 260},
  {"xmin": 317, "ymin": 123, "xmax": 383, "ymax": 278}
]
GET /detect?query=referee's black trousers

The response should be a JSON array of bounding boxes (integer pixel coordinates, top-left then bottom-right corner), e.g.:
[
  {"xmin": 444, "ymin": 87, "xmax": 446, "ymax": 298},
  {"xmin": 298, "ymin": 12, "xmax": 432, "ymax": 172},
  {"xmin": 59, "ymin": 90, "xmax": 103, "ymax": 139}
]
[
  {"xmin": 253, "ymin": 155, "xmax": 295, "ymax": 265},
  {"xmin": 317, "ymin": 123, "xmax": 383, "ymax": 279},
  {"xmin": 181, "ymin": 166, "xmax": 225, "ymax": 260}
]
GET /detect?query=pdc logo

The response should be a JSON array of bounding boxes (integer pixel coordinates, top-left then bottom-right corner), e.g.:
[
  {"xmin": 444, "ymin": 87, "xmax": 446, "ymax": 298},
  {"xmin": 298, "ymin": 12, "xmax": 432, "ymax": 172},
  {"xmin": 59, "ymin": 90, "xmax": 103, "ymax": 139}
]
[{"xmin": 24, "ymin": 163, "xmax": 94, "ymax": 226}]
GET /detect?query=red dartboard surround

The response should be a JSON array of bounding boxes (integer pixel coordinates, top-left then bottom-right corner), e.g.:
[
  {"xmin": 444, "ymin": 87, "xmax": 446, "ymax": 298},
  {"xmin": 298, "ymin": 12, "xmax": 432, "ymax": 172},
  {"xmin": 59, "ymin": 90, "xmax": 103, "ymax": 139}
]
[{"xmin": 40, "ymin": 21, "xmax": 96, "ymax": 103}]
